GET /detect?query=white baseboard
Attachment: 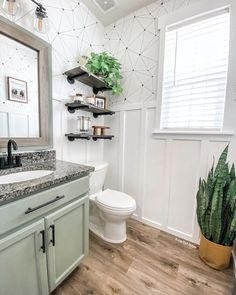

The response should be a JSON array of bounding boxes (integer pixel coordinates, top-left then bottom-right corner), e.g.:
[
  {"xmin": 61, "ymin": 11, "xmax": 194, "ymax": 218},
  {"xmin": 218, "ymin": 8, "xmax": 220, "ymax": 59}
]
[{"xmin": 130, "ymin": 215, "xmax": 197, "ymax": 244}]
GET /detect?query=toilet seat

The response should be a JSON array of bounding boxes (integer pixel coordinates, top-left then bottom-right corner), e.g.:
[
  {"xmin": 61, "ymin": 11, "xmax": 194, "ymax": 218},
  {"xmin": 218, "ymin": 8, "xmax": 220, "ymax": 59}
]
[{"xmin": 96, "ymin": 189, "xmax": 136, "ymax": 212}]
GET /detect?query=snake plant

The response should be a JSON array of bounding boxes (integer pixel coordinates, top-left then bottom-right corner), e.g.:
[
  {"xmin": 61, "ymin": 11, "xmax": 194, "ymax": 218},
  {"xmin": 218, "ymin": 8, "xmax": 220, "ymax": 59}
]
[{"xmin": 196, "ymin": 145, "xmax": 236, "ymax": 246}]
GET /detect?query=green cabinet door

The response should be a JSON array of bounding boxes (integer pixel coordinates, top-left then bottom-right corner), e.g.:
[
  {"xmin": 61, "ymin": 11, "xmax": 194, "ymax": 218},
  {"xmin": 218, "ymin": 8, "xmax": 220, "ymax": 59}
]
[
  {"xmin": 45, "ymin": 195, "xmax": 89, "ymax": 292},
  {"xmin": 0, "ymin": 219, "xmax": 49, "ymax": 295}
]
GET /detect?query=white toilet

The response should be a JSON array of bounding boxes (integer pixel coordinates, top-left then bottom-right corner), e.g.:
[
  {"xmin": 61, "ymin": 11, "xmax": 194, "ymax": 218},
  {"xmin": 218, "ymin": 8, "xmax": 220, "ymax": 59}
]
[{"xmin": 86, "ymin": 161, "xmax": 136, "ymax": 244}]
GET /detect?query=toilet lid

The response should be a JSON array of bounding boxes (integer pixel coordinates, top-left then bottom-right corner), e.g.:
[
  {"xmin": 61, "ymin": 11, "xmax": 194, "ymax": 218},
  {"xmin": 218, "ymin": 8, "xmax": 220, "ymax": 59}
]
[{"xmin": 96, "ymin": 189, "xmax": 136, "ymax": 210}]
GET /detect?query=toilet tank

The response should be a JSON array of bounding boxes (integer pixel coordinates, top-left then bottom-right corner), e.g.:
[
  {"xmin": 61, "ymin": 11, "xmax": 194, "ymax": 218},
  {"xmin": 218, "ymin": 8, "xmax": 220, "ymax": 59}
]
[{"xmin": 87, "ymin": 161, "xmax": 108, "ymax": 195}]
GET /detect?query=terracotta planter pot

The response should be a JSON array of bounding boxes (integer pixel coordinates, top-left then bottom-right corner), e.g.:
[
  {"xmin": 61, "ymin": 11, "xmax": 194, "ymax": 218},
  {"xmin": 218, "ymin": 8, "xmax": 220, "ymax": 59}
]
[{"xmin": 199, "ymin": 234, "xmax": 232, "ymax": 270}]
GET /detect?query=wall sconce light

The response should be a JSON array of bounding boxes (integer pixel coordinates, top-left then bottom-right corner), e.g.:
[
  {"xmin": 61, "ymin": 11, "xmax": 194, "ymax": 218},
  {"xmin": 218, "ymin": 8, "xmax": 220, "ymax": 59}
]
[
  {"xmin": 0, "ymin": 0, "xmax": 49, "ymax": 34},
  {"xmin": 0, "ymin": 0, "xmax": 21, "ymax": 16},
  {"xmin": 32, "ymin": 0, "xmax": 49, "ymax": 34}
]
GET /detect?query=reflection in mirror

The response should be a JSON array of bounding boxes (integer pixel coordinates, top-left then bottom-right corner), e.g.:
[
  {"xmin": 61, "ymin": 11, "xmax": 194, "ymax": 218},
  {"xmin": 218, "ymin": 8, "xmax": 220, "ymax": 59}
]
[{"xmin": 0, "ymin": 33, "xmax": 39, "ymax": 138}]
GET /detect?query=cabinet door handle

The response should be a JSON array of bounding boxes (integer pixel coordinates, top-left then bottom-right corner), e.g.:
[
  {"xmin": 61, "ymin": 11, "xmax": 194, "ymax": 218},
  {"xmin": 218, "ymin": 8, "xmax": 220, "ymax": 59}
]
[
  {"xmin": 40, "ymin": 230, "xmax": 46, "ymax": 253},
  {"xmin": 50, "ymin": 224, "xmax": 55, "ymax": 246},
  {"xmin": 25, "ymin": 196, "xmax": 65, "ymax": 214}
]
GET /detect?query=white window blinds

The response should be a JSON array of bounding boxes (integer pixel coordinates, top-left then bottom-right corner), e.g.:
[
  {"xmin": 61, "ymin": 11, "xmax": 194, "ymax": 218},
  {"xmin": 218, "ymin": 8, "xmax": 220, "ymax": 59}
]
[{"xmin": 160, "ymin": 9, "xmax": 230, "ymax": 130}]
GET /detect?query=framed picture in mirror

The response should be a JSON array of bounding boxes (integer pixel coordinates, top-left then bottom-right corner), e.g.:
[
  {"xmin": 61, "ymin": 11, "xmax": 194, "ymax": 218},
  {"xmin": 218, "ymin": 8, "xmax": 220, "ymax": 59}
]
[{"xmin": 8, "ymin": 77, "xmax": 28, "ymax": 103}]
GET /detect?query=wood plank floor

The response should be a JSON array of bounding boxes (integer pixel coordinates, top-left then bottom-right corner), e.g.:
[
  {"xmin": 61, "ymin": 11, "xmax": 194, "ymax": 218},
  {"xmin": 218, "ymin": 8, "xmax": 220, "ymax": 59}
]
[{"xmin": 53, "ymin": 219, "xmax": 234, "ymax": 295}]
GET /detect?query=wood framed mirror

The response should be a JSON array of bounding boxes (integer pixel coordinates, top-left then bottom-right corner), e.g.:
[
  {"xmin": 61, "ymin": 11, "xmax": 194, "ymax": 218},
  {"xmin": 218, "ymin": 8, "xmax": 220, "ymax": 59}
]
[{"xmin": 0, "ymin": 15, "xmax": 52, "ymax": 149}]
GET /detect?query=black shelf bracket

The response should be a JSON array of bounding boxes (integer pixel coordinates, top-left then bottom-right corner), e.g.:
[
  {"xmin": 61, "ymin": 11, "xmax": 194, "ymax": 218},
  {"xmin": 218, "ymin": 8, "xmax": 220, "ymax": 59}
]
[
  {"xmin": 65, "ymin": 134, "xmax": 114, "ymax": 141},
  {"xmin": 67, "ymin": 72, "xmax": 89, "ymax": 85},
  {"xmin": 67, "ymin": 76, "xmax": 75, "ymax": 84},
  {"xmin": 93, "ymin": 88, "xmax": 99, "ymax": 95},
  {"xmin": 67, "ymin": 107, "xmax": 76, "ymax": 114}
]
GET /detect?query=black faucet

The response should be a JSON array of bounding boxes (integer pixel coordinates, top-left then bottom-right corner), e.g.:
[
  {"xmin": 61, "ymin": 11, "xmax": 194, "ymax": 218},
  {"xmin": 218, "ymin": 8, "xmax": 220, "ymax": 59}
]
[
  {"xmin": 0, "ymin": 139, "xmax": 22, "ymax": 170},
  {"xmin": 7, "ymin": 139, "xmax": 18, "ymax": 165}
]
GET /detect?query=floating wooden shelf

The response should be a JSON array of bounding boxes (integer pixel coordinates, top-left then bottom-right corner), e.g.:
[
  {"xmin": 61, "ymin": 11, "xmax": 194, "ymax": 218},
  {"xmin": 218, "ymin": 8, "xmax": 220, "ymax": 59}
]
[
  {"xmin": 65, "ymin": 133, "xmax": 114, "ymax": 142},
  {"xmin": 65, "ymin": 101, "xmax": 115, "ymax": 118},
  {"xmin": 64, "ymin": 66, "xmax": 112, "ymax": 94}
]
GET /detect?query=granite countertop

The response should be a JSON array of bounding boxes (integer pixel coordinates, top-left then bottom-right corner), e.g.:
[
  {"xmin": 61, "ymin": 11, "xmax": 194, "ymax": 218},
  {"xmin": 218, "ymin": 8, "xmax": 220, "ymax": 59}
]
[{"xmin": 0, "ymin": 160, "xmax": 94, "ymax": 206}]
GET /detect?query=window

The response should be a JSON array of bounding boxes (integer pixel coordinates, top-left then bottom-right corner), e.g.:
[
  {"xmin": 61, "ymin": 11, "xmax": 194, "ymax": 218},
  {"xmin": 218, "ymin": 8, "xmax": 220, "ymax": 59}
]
[{"xmin": 160, "ymin": 9, "xmax": 230, "ymax": 130}]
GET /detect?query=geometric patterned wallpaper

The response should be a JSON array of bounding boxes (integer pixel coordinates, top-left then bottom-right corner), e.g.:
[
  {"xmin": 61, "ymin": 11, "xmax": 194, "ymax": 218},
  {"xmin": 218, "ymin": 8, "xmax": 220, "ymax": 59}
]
[
  {"xmin": 0, "ymin": 0, "xmax": 105, "ymax": 101},
  {"xmin": 105, "ymin": 0, "xmax": 200, "ymax": 107},
  {"xmin": 0, "ymin": 0, "xmax": 106, "ymax": 160},
  {"xmin": 0, "ymin": 0, "xmax": 200, "ymax": 106},
  {"xmin": 0, "ymin": 33, "xmax": 38, "ymax": 108}
]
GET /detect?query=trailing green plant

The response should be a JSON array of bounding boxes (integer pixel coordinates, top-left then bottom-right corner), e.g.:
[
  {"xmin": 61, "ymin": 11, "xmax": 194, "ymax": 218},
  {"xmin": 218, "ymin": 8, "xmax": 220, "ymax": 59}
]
[
  {"xmin": 85, "ymin": 52, "xmax": 123, "ymax": 95},
  {"xmin": 196, "ymin": 145, "xmax": 236, "ymax": 246}
]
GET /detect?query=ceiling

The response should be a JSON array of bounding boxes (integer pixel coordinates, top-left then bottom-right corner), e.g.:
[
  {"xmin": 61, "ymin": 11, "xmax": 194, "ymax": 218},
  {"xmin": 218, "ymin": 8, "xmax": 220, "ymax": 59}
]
[{"xmin": 82, "ymin": 0, "xmax": 157, "ymax": 26}]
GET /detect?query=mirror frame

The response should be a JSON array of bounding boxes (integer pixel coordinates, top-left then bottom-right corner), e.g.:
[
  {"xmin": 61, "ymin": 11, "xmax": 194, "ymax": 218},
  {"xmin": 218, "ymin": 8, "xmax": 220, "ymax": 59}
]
[{"xmin": 0, "ymin": 15, "xmax": 52, "ymax": 149}]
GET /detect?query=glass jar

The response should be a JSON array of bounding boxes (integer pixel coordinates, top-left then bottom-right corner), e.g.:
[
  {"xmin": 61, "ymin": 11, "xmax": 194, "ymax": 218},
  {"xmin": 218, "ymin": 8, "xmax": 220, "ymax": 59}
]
[{"xmin": 76, "ymin": 116, "xmax": 91, "ymax": 134}]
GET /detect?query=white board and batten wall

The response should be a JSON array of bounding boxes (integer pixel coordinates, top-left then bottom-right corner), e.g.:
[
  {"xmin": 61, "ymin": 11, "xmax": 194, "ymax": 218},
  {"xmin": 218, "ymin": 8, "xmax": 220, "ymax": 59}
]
[
  {"xmin": 104, "ymin": 0, "xmax": 236, "ymax": 244},
  {"xmin": 104, "ymin": 104, "xmax": 235, "ymax": 244}
]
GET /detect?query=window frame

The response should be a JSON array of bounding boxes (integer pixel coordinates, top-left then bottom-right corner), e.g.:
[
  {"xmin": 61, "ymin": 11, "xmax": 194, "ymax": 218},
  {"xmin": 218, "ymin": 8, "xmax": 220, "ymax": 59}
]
[{"xmin": 154, "ymin": 0, "xmax": 236, "ymax": 136}]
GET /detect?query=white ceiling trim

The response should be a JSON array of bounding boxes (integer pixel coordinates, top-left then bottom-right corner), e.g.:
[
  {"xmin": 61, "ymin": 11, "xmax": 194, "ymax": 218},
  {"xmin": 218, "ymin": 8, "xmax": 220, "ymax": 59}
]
[{"xmin": 82, "ymin": 0, "xmax": 157, "ymax": 26}]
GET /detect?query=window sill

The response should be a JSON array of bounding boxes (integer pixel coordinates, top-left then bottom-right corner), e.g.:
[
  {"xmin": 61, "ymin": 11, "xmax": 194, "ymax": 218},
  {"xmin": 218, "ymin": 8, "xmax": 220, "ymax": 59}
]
[{"xmin": 152, "ymin": 130, "xmax": 234, "ymax": 137}]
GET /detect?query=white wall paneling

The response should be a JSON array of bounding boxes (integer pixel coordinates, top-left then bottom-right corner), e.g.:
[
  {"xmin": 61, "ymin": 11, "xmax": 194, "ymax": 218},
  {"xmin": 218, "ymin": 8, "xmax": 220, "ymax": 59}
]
[
  {"xmin": 52, "ymin": 99, "xmax": 65, "ymax": 161},
  {"xmin": 0, "ymin": 111, "xmax": 9, "ymax": 137},
  {"xmin": 104, "ymin": 0, "xmax": 236, "ymax": 244},
  {"xmin": 167, "ymin": 139, "xmax": 201, "ymax": 239},
  {"xmin": 142, "ymin": 108, "xmax": 167, "ymax": 228},
  {"xmin": 0, "ymin": 111, "xmax": 39, "ymax": 138},
  {"xmin": 105, "ymin": 103, "xmax": 233, "ymax": 243},
  {"xmin": 123, "ymin": 109, "xmax": 142, "ymax": 215},
  {"xmin": 206, "ymin": 140, "xmax": 232, "ymax": 172},
  {"xmin": 103, "ymin": 112, "xmax": 121, "ymax": 190},
  {"xmin": 8, "ymin": 113, "xmax": 29, "ymax": 138}
]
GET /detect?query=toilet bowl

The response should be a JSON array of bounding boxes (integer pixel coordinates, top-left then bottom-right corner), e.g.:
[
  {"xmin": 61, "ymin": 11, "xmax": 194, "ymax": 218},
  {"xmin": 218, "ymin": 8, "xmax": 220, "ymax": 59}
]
[{"xmin": 85, "ymin": 161, "xmax": 136, "ymax": 244}]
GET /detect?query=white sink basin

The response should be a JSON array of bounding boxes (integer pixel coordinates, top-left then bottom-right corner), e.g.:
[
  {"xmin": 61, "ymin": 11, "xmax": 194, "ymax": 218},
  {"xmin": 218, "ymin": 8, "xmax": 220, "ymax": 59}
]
[{"xmin": 0, "ymin": 170, "xmax": 54, "ymax": 185}]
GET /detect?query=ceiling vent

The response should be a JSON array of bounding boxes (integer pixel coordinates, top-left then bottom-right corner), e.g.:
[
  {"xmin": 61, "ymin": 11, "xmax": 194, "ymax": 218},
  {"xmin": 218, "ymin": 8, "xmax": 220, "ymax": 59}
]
[{"xmin": 93, "ymin": 0, "xmax": 118, "ymax": 14}]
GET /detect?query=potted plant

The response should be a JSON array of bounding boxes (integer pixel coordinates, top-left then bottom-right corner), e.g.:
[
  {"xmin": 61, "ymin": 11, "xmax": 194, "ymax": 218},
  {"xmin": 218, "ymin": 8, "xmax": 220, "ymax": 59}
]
[
  {"xmin": 197, "ymin": 146, "xmax": 236, "ymax": 270},
  {"xmin": 196, "ymin": 145, "xmax": 236, "ymax": 270},
  {"xmin": 85, "ymin": 52, "xmax": 123, "ymax": 95}
]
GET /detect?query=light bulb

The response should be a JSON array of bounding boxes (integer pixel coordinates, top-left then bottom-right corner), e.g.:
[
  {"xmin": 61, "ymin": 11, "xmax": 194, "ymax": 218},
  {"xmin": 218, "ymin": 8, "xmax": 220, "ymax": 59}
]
[
  {"xmin": 0, "ymin": 0, "xmax": 20, "ymax": 16},
  {"xmin": 33, "ymin": 7, "xmax": 49, "ymax": 34}
]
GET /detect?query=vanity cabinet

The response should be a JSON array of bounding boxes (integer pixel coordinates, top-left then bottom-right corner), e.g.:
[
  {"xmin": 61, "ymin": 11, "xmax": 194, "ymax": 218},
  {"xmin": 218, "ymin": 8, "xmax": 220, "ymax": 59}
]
[
  {"xmin": 0, "ymin": 177, "xmax": 89, "ymax": 295},
  {"xmin": 0, "ymin": 220, "xmax": 49, "ymax": 295},
  {"xmin": 46, "ymin": 197, "xmax": 89, "ymax": 291}
]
